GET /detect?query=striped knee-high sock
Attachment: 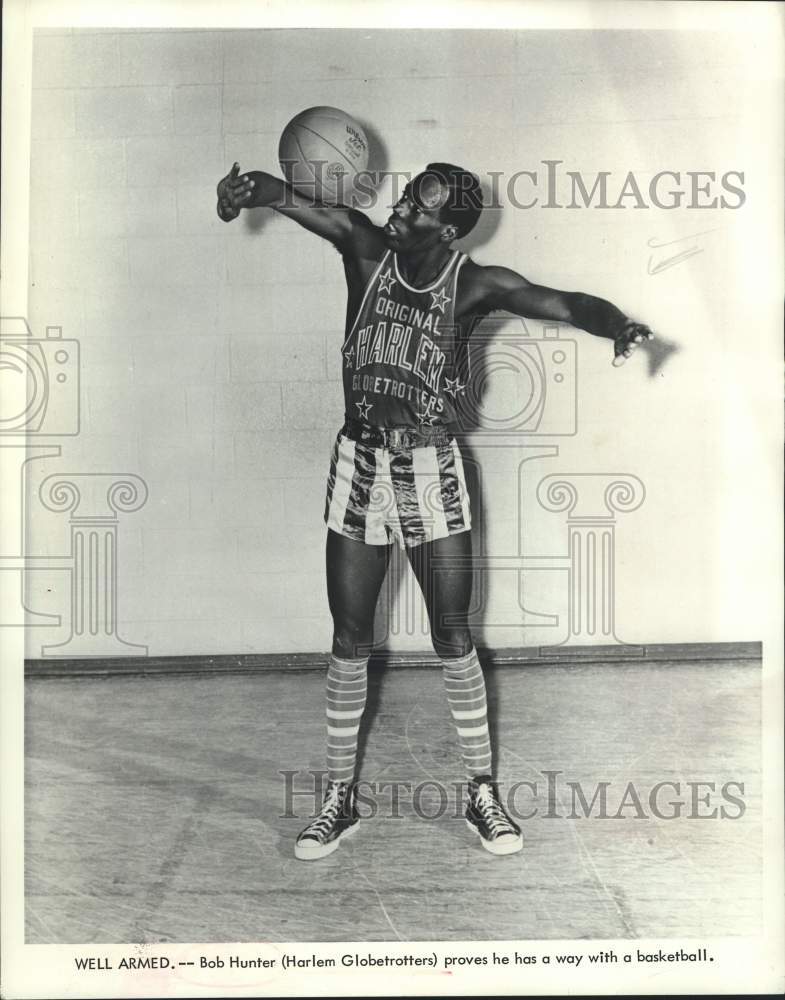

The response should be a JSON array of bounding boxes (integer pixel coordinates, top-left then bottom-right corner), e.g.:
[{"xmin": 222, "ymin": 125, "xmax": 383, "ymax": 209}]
[
  {"xmin": 326, "ymin": 654, "xmax": 369, "ymax": 784},
  {"xmin": 441, "ymin": 648, "xmax": 493, "ymax": 777}
]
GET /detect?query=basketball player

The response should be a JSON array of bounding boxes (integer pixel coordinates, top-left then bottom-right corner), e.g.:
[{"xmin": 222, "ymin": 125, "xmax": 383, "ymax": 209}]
[{"xmin": 216, "ymin": 161, "xmax": 652, "ymax": 860}]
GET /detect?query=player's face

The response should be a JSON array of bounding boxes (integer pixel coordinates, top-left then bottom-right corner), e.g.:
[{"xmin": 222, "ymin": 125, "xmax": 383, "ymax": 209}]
[{"xmin": 383, "ymin": 173, "xmax": 450, "ymax": 253}]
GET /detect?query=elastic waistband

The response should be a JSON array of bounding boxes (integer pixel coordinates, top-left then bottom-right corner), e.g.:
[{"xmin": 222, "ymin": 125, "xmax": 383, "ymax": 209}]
[{"xmin": 342, "ymin": 417, "xmax": 452, "ymax": 449}]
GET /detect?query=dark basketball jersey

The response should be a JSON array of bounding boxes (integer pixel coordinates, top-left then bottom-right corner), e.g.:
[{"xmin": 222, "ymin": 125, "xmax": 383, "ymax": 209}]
[{"xmin": 341, "ymin": 248, "xmax": 469, "ymax": 428}]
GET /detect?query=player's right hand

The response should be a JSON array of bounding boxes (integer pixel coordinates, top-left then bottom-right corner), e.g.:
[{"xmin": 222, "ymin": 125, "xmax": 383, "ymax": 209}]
[{"xmin": 216, "ymin": 162, "xmax": 255, "ymax": 221}]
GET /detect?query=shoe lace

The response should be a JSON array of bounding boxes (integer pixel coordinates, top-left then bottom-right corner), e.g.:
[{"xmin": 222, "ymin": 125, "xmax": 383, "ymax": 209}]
[
  {"xmin": 474, "ymin": 783, "xmax": 516, "ymax": 837},
  {"xmin": 303, "ymin": 782, "xmax": 345, "ymax": 838}
]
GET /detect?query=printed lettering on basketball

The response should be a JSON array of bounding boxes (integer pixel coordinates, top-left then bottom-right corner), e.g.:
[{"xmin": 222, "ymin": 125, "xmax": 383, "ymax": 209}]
[{"xmin": 345, "ymin": 125, "xmax": 367, "ymax": 156}]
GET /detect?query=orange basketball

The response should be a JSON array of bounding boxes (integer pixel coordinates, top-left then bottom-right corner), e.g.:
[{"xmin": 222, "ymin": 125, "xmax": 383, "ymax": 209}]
[{"xmin": 278, "ymin": 106, "xmax": 369, "ymax": 205}]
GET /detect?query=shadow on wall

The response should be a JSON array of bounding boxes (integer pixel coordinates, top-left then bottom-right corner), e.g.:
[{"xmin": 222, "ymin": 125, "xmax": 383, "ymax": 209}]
[
  {"xmin": 643, "ymin": 336, "xmax": 680, "ymax": 378},
  {"xmin": 357, "ymin": 116, "xmax": 391, "ymax": 178},
  {"xmin": 456, "ymin": 174, "xmax": 503, "ymax": 255}
]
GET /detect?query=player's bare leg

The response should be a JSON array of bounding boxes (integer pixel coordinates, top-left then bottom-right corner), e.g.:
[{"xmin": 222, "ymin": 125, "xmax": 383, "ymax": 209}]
[
  {"xmin": 326, "ymin": 528, "xmax": 391, "ymax": 661},
  {"xmin": 295, "ymin": 530, "xmax": 391, "ymax": 860},
  {"xmin": 407, "ymin": 531, "xmax": 523, "ymax": 855}
]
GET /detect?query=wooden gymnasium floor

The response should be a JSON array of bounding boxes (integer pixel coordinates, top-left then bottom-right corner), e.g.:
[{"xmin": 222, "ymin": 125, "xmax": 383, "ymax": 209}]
[{"xmin": 25, "ymin": 652, "xmax": 761, "ymax": 944}]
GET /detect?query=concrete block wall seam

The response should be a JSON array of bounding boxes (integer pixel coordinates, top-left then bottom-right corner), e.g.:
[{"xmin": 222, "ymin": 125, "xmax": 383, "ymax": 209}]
[{"xmin": 74, "ymin": 86, "xmax": 175, "ymax": 138}]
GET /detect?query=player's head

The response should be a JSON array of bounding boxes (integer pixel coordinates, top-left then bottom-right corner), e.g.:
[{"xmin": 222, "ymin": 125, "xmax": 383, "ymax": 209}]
[
  {"xmin": 424, "ymin": 163, "xmax": 484, "ymax": 239},
  {"xmin": 384, "ymin": 163, "xmax": 483, "ymax": 251}
]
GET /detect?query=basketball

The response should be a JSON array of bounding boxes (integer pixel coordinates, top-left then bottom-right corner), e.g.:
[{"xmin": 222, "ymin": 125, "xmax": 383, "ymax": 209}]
[{"xmin": 278, "ymin": 106, "xmax": 369, "ymax": 205}]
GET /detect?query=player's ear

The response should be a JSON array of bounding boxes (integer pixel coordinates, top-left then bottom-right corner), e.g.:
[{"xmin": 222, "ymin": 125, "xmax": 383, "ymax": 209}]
[{"xmin": 440, "ymin": 224, "xmax": 458, "ymax": 242}]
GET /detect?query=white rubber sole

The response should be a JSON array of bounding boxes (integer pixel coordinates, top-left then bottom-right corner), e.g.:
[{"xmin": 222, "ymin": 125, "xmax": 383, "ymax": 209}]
[
  {"xmin": 465, "ymin": 819, "xmax": 524, "ymax": 856},
  {"xmin": 294, "ymin": 819, "xmax": 360, "ymax": 861}
]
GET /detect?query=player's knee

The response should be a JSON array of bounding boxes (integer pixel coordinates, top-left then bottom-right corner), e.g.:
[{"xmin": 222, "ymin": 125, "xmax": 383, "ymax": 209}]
[
  {"xmin": 332, "ymin": 621, "xmax": 373, "ymax": 659},
  {"xmin": 432, "ymin": 627, "xmax": 473, "ymax": 660}
]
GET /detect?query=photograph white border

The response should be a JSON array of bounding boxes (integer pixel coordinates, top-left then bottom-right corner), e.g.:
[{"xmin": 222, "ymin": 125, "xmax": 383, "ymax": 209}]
[{"xmin": 2, "ymin": 1, "xmax": 783, "ymax": 997}]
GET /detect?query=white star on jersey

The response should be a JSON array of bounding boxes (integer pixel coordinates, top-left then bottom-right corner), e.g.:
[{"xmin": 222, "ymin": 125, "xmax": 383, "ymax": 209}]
[
  {"xmin": 377, "ymin": 268, "xmax": 397, "ymax": 294},
  {"xmin": 430, "ymin": 287, "xmax": 451, "ymax": 314},
  {"xmin": 443, "ymin": 376, "xmax": 466, "ymax": 397},
  {"xmin": 344, "ymin": 346, "xmax": 355, "ymax": 368},
  {"xmin": 419, "ymin": 397, "xmax": 438, "ymax": 425},
  {"xmin": 355, "ymin": 394, "xmax": 373, "ymax": 420}
]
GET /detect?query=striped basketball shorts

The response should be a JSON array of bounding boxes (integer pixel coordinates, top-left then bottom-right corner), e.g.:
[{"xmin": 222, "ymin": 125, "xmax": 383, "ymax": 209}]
[{"xmin": 324, "ymin": 423, "xmax": 472, "ymax": 548}]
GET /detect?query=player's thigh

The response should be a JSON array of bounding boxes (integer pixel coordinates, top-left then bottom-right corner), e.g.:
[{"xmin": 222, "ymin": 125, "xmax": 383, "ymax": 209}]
[
  {"xmin": 325, "ymin": 528, "xmax": 391, "ymax": 629},
  {"xmin": 406, "ymin": 530, "xmax": 474, "ymax": 627}
]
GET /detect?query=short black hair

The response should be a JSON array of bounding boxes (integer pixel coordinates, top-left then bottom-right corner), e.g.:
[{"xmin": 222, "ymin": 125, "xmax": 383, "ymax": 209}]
[{"xmin": 423, "ymin": 162, "xmax": 483, "ymax": 239}]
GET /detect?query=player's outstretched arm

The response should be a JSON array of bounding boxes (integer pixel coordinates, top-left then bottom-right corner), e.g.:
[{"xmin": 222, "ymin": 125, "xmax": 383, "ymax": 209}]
[
  {"xmin": 478, "ymin": 265, "xmax": 654, "ymax": 366},
  {"xmin": 216, "ymin": 163, "xmax": 377, "ymax": 254}
]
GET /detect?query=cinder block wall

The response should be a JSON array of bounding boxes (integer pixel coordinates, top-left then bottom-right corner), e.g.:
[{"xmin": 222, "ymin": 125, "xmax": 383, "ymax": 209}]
[{"xmin": 24, "ymin": 29, "xmax": 763, "ymax": 656}]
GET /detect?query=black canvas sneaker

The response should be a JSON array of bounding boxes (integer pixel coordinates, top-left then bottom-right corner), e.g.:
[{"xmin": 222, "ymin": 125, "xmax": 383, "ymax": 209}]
[
  {"xmin": 465, "ymin": 776, "xmax": 523, "ymax": 856},
  {"xmin": 294, "ymin": 780, "xmax": 359, "ymax": 860}
]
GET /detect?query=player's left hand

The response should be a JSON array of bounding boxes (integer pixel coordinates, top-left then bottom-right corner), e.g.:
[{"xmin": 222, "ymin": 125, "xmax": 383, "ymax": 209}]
[{"xmin": 612, "ymin": 319, "xmax": 654, "ymax": 367}]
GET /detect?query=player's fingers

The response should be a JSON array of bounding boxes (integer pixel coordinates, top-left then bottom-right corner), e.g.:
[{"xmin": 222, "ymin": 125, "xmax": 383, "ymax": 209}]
[
  {"xmin": 218, "ymin": 163, "xmax": 240, "ymax": 195},
  {"xmin": 612, "ymin": 354, "xmax": 626, "ymax": 367},
  {"xmin": 631, "ymin": 323, "xmax": 654, "ymax": 342},
  {"xmin": 226, "ymin": 189, "xmax": 246, "ymax": 207},
  {"xmin": 228, "ymin": 178, "xmax": 255, "ymax": 195}
]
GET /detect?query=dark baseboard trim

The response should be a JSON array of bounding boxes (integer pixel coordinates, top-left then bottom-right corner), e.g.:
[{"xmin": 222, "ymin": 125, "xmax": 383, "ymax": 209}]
[{"xmin": 24, "ymin": 641, "xmax": 762, "ymax": 679}]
